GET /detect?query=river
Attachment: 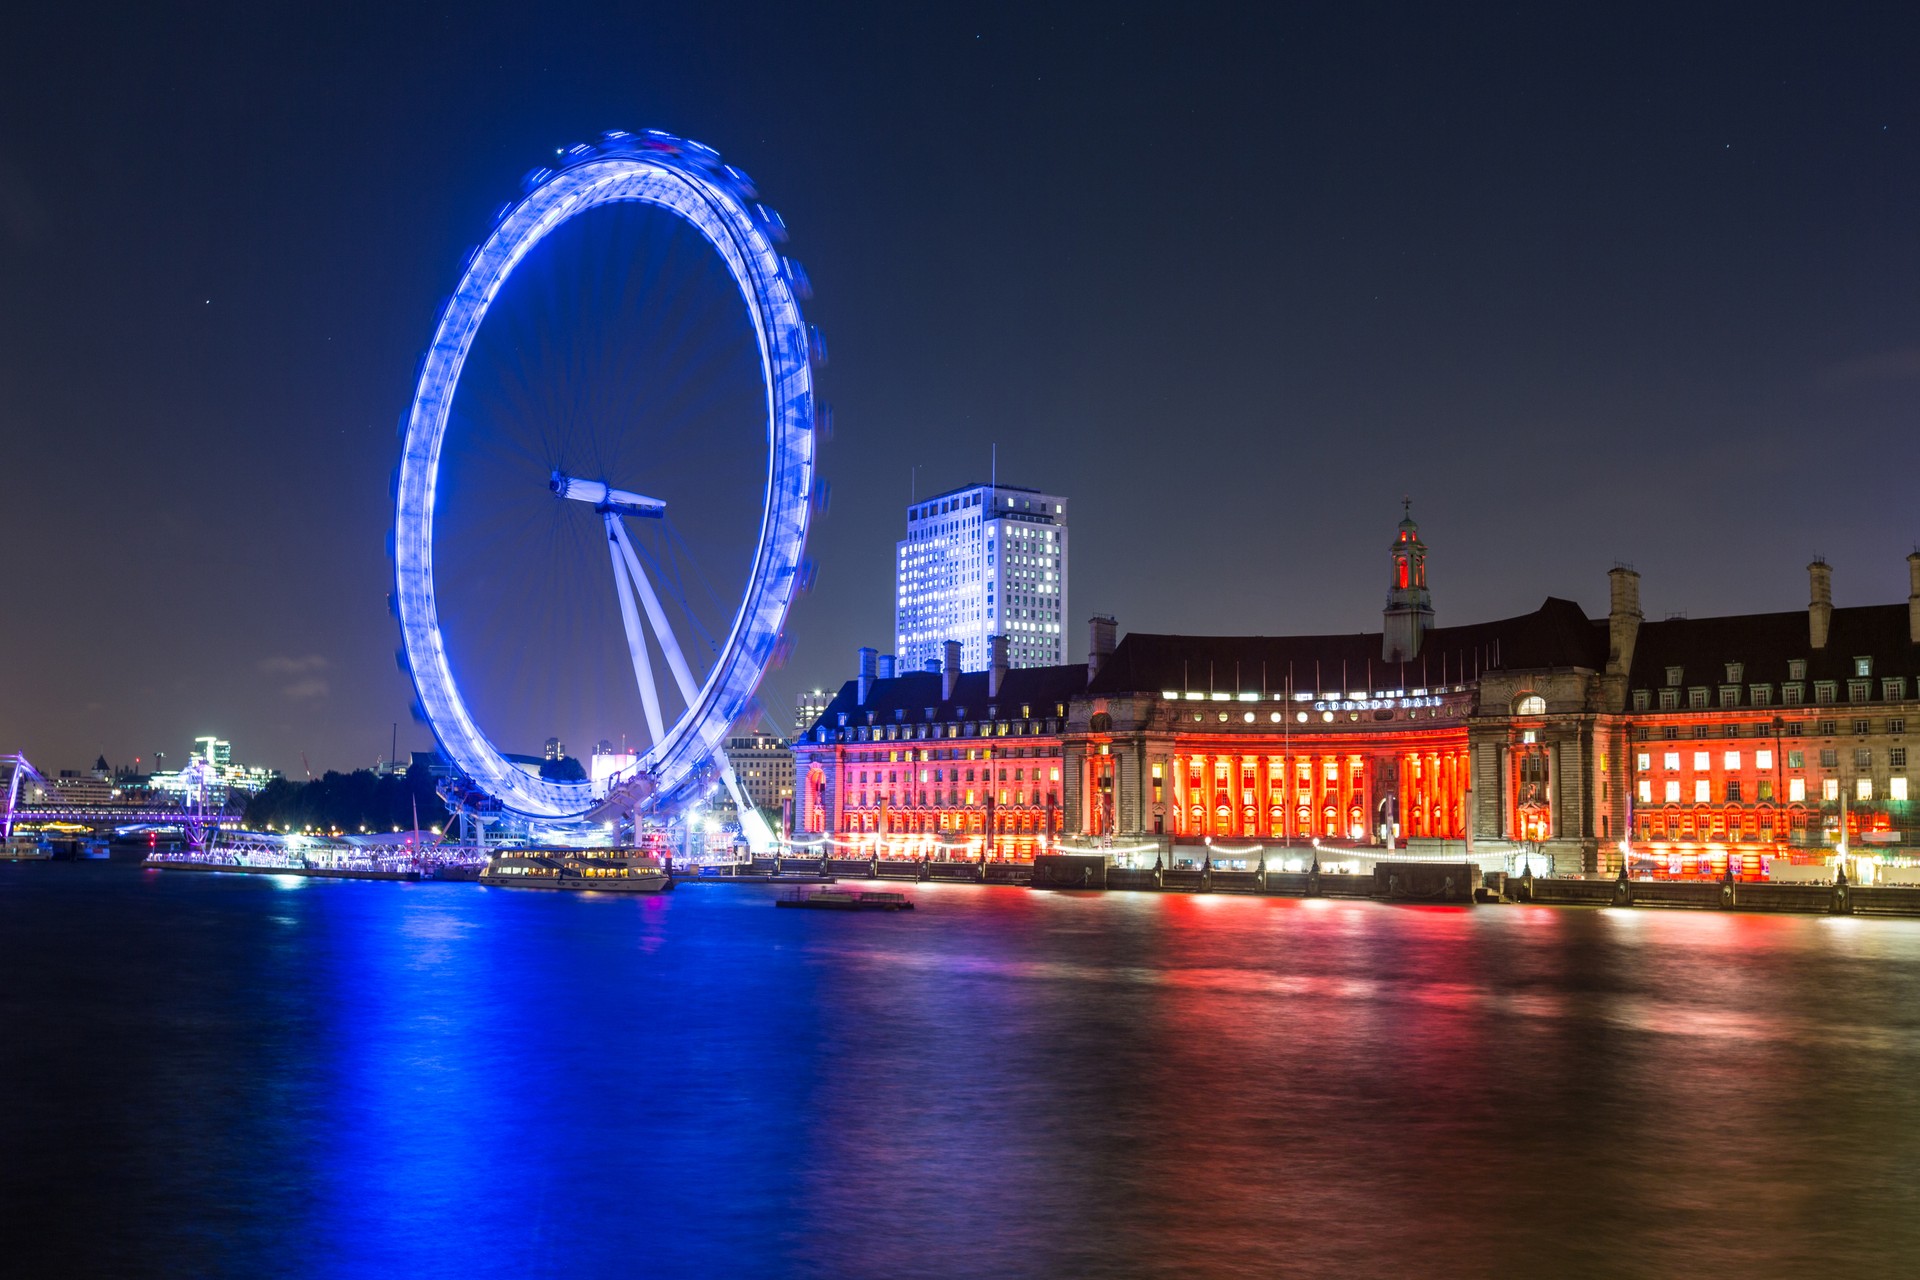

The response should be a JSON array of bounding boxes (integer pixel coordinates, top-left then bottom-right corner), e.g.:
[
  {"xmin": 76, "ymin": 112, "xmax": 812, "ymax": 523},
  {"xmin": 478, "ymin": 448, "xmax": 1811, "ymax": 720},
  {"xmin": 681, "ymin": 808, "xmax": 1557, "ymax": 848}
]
[{"xmin": 4, "ymin": 863, "xmax": 1920, "ymax": 1277}]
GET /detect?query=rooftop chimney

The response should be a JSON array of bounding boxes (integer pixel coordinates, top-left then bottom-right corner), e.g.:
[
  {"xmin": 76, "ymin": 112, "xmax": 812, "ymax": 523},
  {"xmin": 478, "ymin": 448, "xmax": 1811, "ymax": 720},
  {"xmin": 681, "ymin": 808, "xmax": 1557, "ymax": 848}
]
[
  {"xmin": 1908, "ymin": 552, "xmax": 1920, "ymax": 645},
  {"xmin": 1606, "ymin": 566, "xmax": 1642, "ymax": 678},
  {"xmin": 856, "ymin": 647, "xmax": 878, "ymax": 705},
  {"xmin": 1809, "ymin": 560, "xmax": 1833, "ymax": 650},
  {"xmin": 942, "ymin": 640, "xmax": 962, "ymax": 701},
  {"xmin": 924, "ymin": 658, "xmax": 941, "ymax": 674},
  {"xmin": 877, "ymin": 654, "xmax": 896, "ymax": 680},
  {"xmin": 988, "ymin": 634, "xmax": 1009, "ymax": 698},
  {"xmin": 1088, "ymin": 614, "xmax": 1117, "ymax": 681}
]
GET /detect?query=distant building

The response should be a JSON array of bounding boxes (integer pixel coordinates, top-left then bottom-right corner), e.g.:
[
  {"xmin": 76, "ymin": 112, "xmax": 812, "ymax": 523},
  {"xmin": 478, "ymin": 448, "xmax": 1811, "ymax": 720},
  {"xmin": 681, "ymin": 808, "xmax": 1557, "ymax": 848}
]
[
  {"xmin": 724, "ymin": 734, "xmax": 795, "ymax": 814},
  {"xmin": 544, "ymin": 737, "xmax": 565, "ymax": 762},
  {"xmin": 895, "ymin": 483, "xmax": 1069, "ymax": 674},
  {"xmin": 794, "ymin": 689, "xmax": 831, "ymax": 740},
  {"xmin": 148, "ymin": 737, "xmax": 275, "ymax": 798}
]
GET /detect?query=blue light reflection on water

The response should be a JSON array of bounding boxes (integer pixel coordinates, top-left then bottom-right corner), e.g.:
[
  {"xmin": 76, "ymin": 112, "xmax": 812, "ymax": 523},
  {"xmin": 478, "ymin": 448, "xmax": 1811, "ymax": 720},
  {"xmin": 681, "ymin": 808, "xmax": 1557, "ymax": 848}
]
[{"xmin": 7, "ymin": 866, "xmax": 1920, "ymax": 1277}]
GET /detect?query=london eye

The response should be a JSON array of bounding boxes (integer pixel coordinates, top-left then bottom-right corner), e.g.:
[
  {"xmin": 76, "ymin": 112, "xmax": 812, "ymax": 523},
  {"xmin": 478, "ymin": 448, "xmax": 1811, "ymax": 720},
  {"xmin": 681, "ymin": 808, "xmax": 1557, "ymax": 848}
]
[{"xmin": 391, "ymin": 131, "xmax": 819, "ymax": 842}]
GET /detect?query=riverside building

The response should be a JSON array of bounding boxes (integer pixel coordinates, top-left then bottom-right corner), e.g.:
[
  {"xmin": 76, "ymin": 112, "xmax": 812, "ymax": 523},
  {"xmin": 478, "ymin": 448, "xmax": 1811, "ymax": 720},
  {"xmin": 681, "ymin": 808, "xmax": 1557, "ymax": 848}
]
[
  {"xmin": 795, "ymin": 637, "xmax": 1084, "ymax": 860},
  {"xmin": 895, "ymin": 483, "xmax": 1069, "ymax": 674},
  {"xmin": 800, "ymin": 510, "xmax": 1920, "ymax": 877},
  {"xmin": 723, "ymin": 733, "xmax": 796, "ymax": 815}
]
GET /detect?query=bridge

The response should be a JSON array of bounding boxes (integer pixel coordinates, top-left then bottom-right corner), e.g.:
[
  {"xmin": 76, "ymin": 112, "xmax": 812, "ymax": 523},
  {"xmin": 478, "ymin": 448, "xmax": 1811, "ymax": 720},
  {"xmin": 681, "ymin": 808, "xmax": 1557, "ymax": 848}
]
[{"xmin": 2, "ymin": 754, "xmax": 242, "ymax": 841}]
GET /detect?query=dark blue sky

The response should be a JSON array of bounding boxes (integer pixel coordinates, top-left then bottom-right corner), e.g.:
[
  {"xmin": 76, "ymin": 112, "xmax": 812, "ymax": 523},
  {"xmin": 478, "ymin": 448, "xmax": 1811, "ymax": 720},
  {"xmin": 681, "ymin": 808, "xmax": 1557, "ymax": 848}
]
[{"xmin": 2, "ymin": 2, "xmax": 1917, "ymax": 774}]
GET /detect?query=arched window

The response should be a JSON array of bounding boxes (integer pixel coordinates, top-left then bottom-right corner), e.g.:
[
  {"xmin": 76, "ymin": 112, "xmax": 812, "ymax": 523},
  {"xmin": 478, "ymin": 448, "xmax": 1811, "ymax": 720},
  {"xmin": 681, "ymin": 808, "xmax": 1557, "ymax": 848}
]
[{"xmin": 1515, "ymin": 694, "xmax": 1547, "ymax": 716}]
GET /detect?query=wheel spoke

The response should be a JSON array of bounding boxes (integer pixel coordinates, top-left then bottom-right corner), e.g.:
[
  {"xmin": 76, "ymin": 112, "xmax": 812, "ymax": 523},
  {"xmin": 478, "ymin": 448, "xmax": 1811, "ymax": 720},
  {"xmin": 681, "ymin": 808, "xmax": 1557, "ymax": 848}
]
[
  {"xmin": 611, "ymin": 517, "xmax": 701, "ymax": 708},
  {"xmin": 606, "ymin": 514, "xmax": 666, "ymax": 748}
]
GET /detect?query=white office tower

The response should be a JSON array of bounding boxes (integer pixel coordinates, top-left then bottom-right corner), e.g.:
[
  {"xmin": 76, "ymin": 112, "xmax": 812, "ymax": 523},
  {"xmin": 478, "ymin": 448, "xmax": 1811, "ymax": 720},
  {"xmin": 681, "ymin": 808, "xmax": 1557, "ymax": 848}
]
[{"xmin": 895, "ymin": 483, "xmax": 1069, "ymax": 673}]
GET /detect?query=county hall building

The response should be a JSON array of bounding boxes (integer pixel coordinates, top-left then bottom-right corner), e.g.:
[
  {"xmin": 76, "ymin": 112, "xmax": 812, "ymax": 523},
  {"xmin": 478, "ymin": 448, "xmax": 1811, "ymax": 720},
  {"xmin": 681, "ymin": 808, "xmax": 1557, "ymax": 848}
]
[{"xmin": 796, "ymin": 510, "xmax": 1920, "ymax": 876}]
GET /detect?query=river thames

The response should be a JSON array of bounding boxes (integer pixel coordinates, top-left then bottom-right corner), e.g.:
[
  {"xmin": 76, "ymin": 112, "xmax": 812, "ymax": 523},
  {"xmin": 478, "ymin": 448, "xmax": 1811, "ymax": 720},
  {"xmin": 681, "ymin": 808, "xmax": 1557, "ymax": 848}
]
[{"xmin": 5, "ymin": 864, "xmax": 1920, "ymax": 1277}]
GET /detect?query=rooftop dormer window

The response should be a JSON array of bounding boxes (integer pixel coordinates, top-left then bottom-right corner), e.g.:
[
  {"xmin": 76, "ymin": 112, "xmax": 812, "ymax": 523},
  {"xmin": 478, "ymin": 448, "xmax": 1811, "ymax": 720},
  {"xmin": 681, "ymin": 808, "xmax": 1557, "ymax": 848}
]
[
  {"xmin": 1726, "ymin": 662, "xmax": 1744, "ymax": 683},
  {"xmin": 1855, "ymin": 656, "xmax": 1873, "ymax": 678},
  {"xmin": 1789, "ymin": 659, "xmax": 1808, "ymax": 681},
  {"xmin": 1665, "ymin": 666, "xmax": 1684, "ymax": 687}
]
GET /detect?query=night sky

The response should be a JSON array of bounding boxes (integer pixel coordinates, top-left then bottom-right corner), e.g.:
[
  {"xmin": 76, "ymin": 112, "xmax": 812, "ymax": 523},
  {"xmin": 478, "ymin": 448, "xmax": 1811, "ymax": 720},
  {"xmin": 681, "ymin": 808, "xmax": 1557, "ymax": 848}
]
[{"xmin": 3, "ymin": 3, "xmax": 1917, "ymax": 777}]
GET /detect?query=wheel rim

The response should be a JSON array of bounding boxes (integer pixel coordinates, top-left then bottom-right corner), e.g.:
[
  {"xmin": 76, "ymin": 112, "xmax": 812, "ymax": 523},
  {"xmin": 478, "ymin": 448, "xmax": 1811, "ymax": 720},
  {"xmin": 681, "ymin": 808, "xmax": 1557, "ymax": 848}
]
[{"xmin": 393, "ymin": 133, "xmax": 816, "ymax": 821}]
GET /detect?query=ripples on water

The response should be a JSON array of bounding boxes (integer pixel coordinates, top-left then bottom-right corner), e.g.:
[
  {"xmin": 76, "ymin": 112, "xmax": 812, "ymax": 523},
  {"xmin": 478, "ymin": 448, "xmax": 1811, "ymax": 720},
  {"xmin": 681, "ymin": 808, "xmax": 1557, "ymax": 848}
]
[{"xmin": 5, "ymin": 864, "xmax": 1920, "ymax": 1278}]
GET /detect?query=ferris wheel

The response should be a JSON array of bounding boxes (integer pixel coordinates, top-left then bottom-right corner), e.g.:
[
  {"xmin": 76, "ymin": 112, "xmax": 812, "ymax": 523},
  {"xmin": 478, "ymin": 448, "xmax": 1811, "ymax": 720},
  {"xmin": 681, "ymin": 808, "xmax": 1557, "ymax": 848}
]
[{"xmin": 391, "ymin": 131, "xmax": 820, "ymax": 832}]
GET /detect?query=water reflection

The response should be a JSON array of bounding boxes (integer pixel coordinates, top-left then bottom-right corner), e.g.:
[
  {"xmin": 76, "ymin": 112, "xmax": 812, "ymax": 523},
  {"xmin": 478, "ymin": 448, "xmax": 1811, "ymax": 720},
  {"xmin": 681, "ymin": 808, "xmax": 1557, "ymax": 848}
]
[{"xmin": 6, "ymin": 866, "xmax": 1920, "ymax": 1277}]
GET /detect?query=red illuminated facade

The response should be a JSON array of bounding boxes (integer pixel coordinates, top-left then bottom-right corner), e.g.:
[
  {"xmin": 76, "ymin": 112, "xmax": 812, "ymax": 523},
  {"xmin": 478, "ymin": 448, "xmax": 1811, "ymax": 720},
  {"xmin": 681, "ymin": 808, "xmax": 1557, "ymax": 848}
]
[
  {"xmin": 794, "ymin": 640, "xmax": 1083, "ymax": 860},
  {"xmin": 797, "ymin": 517, "xmax": 1920, "ymax": 876}
]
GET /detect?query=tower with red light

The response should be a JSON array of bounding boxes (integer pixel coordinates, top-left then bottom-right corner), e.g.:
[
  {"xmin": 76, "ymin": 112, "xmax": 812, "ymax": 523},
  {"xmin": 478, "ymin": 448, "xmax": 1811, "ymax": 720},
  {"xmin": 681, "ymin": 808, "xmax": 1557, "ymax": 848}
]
[{"xmin": 1383, "ymin": 500, "xmax": 1434, "ymax": 663}]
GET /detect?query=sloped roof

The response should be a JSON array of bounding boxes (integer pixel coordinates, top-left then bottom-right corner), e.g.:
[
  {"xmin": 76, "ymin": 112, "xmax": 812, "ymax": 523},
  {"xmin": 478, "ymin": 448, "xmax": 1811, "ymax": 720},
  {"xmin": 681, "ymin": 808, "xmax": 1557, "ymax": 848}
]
[
  {"xmin": 1627, "ymin": 604, "xmax": 1917, "ymax": 689},
  {"xmin": 802, "ymin": 663, "xmax": 1090, "ymax": 737},
  {"xmin": 1086, "ymin": 597, "xmax": 1607, "ymax": 696}
]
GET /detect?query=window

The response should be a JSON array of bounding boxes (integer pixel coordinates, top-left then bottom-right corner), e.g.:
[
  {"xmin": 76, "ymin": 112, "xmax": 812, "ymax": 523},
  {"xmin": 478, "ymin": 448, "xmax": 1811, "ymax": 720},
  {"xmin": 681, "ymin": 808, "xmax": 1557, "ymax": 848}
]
[
  {"xmin": 1752, "ymin": 685, "xmax": 1772, "ymax": 706},
  {"xmin": 1693, "ymin": 724, "xmax": 1711, "ymax": 739},
  {"xmin": 1689, "ymin": 688, "xmax": 1709, "ymax": 709},
  {"xmin": 1789, "ymin": 659, "xmax": 1807, "ymax": 681},
  {"xmin": 1726, "ymin": 780, "xmax": 1742, "ymax": 802},
  {"xmin": 1790, "ymin": 778, "xmax": 1807, "ymax": 802},
  {"xmin": 1638, "ymin": 780, "xmax": 1652, "ymax": 804},
  {"xmin": 1724, "ymin": 751, "xmax": 1741, "ymax": 770},
  {"xmin": 1818, "ymin": 720, "xmax": 1837, "ymax": 737},
  {"xmin": 1663, "ymin": 726, "xmax": 1679, "ymax": 740},
  {"xmin": 1892, "ymin": 719, "xmax": 1907, "ymax": 735},
  {"xmin": 1516, "ymin": 694, "xmax": 1546, "ymax": 716},
  {"xmin": 1717, "ymin": 686, "xmax": 1739, "ymax": 708},
  {"xmin": 1815, "ymin": 681, "xmax": 1837, "ymax": 705},
  {"xmin": 1664, "ymin": 752, "xmax": 1681, "ymax": 770},
  {"xmin": 1894, "ymin": 777, "xmax": 1910, "ymax": 802},
  {"xmin": 1694, "ymin": 780, "xmax": 1711, "ymax": 803},
  {"xmin": 1857, "ymin": 778, "xmax": 1874, "ymax": 801},
  {"xmin": 1788, "ymin": 750, "xmax": 1804, "ymax": 768},
  {"xmin": 1783, "ymin": 684, "xmax": 1804, "ymax": 706},
  {"xmin": 1756, "ymin": 749, "xmax": 1773, "ymax": 770},
  {"xmin": 1785, "ymin": 721, "xmax": 1805, "ymax": 736},
  {"xmin": 1850, "ymin": 680, "xmax": 1872, "ymax": 703},
  {"xmin": 1823, "ymin": 779, "xmax": 1840, "ymax": 802},
  {"xmin": 1856, "ymin": 748, "xmax": 1873, "ymax": 769},
  {"xmin": 1665, "ymin": 666, "xmax": 1684, "ymax": 687},
  {"xmin": 1690, "ymin": 751, "xmax": 1709, "ymax": 770},
  {"xmin": 1637, "ymin": 753, "xmax": 1652, "ymax": 772},
  {"xmin": 1884, "ymin": 678, "xmax": 1907, "ymax": 702},
  {"xmin": 1820, "ymin": 749, "xmax": 1838, "ymax": 768},
  {"xmin": 1726, "ymin": 662, "xmax": 1744, "ymax": 683},
  {"xmin": 1854, "ymin": 718, "xmax": 1871, "ymax": 736},
  {"xmin": 1665, "ymin": 781, "xmax": 1681, "ymax": 803},
  {"xmin": 1659, "ymin": 690, "xmax": 1680, "ymax": 710},
  {"xmin": 1893, "ymin": 748, "xmax": 1908, "ymax": 769},
  {"xmin": 1632, "ymin": 690, "xmax": 1651, "ymax": 711},
  {"xmin": 1758, "ymin": 780, "xmax": 1774, "ymax": 802},
  {"xmin": 1855, "ymin": 656, "xmax": 1873, "ymax": 678}
]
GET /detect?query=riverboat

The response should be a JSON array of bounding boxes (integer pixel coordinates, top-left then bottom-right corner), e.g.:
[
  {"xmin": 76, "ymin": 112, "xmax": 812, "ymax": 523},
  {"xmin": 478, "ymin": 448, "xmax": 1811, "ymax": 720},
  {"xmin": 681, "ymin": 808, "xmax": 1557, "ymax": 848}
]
[
  {"xmin": 775, "ymin": 889, "xmax": 914, "ymax": 911},
  {"xmin": 479, "ymin": 849, "xmax": 672, "ymax": 893},
  {"xmin": 4, "ymin": 832, "xmax": 53, "ymax": 861}
]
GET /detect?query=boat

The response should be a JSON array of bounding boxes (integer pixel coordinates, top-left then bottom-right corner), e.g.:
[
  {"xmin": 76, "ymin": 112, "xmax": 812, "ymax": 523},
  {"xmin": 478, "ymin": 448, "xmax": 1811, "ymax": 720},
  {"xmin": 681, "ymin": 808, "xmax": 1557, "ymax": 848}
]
[
  {"xmin": 3, "ymin": 831, "xmax": 53, "ymax": 861},
  {"xmin": 775, "ymin": 888, "xmax": 914, "ymax": 911},
  {"xmin": 479, "ymin": 849, "xmax": 672, "ymax": 893}
]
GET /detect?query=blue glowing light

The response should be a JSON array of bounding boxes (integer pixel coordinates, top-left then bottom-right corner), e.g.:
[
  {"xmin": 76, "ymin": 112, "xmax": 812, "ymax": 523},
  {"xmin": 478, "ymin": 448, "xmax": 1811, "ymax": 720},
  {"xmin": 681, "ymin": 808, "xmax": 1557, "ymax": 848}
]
[{"xmin": 393, "ymin": 132, "xmax": 817, "ymax": 821}]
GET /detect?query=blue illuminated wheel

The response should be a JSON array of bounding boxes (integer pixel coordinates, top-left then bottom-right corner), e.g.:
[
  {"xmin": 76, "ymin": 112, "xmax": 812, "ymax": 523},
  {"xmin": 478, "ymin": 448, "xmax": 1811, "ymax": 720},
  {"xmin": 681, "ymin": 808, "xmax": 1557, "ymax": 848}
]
[{"xmin": 393, "ymin": 131, "xmax": 818, "ymax": 824}]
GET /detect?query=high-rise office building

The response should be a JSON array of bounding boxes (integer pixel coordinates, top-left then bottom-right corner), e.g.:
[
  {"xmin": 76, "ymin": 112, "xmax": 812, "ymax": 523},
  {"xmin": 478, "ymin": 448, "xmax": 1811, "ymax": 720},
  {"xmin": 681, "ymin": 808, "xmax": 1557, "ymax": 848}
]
[
  {"xmin": 795, "ymin": 688, "xmax": 831, "ymax": 738},
  {"xmin": 895, "ymin": 483, "xmax": 1069, "ymax": 672}
]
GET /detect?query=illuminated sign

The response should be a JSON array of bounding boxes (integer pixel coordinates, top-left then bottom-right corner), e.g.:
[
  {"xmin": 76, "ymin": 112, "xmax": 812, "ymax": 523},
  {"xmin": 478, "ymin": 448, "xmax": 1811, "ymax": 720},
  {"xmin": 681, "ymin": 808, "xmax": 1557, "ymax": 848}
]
[{"xmin": 1312, "ymin": 696, "xmax": 1445, "ymax": 713}]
